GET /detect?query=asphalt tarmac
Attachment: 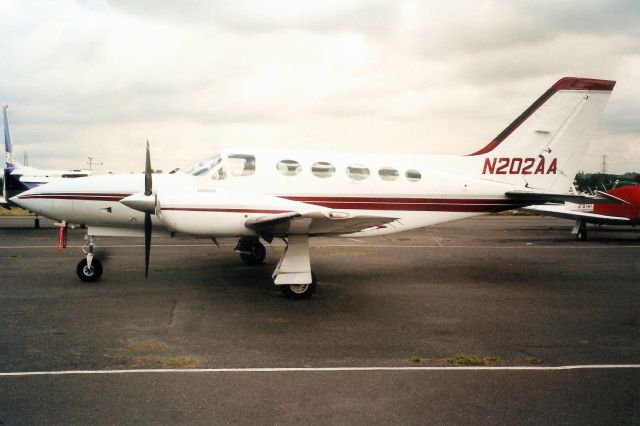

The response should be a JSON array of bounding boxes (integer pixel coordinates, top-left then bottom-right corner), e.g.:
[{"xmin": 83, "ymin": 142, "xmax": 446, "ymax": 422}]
[{"xmin": 0, "ymin": 215, "xmax": 638, "ymax": 425}]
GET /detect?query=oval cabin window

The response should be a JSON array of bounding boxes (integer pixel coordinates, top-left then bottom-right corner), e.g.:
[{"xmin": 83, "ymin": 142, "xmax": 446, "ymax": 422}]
[
  {"xmin": 378, "ymin": 167, "xmax": 399, "ymax": 181},
  {"xmin": 277, "ymin": 159, "xmax": 302, "ymax": 176},
  {"xmin": 311, "ymin": 162, "xmax": 335, "ymax": 178},
  {"xmin": 346, "ymin": 165, "xmax": 370, "ymax": 181},
  {"xmin": 405, "ymin": 169, "xmax": 421, "ymax": 182}
]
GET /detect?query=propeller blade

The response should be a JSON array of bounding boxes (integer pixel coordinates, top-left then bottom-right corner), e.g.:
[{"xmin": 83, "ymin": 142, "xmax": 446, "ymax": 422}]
[
  {"xmin": 144, "ymin": 211, "xmax": 152, "ymax": 278},
  {"xmin": 144, "ymin": 141, "xmax": 153, "ymax": 277},
  {"xmin": 144, "ymin": 140, "xmax": 152, "ymax": 196}
]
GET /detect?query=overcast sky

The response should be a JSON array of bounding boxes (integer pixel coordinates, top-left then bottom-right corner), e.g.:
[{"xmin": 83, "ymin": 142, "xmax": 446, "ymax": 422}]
[{"xmin": 1, "ymin": 0, "xmax": 638, "ymax": 173}]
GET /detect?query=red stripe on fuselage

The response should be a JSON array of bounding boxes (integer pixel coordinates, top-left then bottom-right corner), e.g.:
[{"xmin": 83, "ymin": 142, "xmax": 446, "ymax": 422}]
[
  {"xmin": 18, "ymin": 192, "xmax": 523, "ymax": 213},
  {"xmin": 283, "ymin": 196, "xmax": 516, "ymax": 205},
  {"xmin": 18, "ymin": 193, "xmax": 130, "ymax": 202},
  {"xmin": 283, "ymin": 196, "xmax": 522, "ymax": 212},
  {"xmin": 161, "ymin": 208, "xmax": 291, "ymax": 214}
]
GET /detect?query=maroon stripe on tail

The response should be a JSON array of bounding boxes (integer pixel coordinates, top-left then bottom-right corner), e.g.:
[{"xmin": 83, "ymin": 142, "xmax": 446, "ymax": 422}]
[{"xmin": 467, "ymin": 77, "xmax": 615, "ymax": 157}]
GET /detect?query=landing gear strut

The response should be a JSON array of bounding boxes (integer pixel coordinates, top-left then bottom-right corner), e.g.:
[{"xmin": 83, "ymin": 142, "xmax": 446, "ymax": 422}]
[
  {"xmin": 235, "ymin": 237, "xmax": 266, "ymax": 265},
  {"xmin": 76, "ymin": 234, "xmax": 103, "ymax": 282},
  {"xmin": 272, "ymin": 234, "xmax": 317, "ymax": 299},
  {"xmin": 572, "ymin": 219, "xmax": 588, "ymax": 241}
]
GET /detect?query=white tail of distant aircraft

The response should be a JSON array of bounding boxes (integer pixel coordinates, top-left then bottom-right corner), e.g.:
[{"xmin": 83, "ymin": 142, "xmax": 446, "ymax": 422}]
[{"xmin": 12, "ymin": 77, "xmax": 618, "ymax": 298}]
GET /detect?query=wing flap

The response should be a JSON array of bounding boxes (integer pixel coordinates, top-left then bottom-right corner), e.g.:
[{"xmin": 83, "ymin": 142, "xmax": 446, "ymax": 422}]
[{"xmin": 245, "ymin": 211, "xmax": 398, "ymax": 236}]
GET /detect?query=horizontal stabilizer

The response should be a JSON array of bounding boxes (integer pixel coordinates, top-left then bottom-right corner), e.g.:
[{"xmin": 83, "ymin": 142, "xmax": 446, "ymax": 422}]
[
  {"xmin": 522, "ymin": 205, "xmax": 631, "ymax": 225},
  {"xmin": 506, "ymin": 190, "xmax": 629, "ymax": 205}
]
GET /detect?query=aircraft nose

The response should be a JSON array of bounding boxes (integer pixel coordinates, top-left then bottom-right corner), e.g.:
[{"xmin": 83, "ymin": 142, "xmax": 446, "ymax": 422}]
[{"xmin": 10, "ymin": 187, "xmax": 42, "ymax": 210}]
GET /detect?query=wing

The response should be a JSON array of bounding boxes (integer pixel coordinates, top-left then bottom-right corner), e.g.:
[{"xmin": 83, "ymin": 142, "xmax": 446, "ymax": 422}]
[
  {"xmin": 522, "ymin": 205, "xmax": 631, "ymax": 225},
  {"xmin": 245, "ymin": 210, "xmax": 399, "ymax": 236}
]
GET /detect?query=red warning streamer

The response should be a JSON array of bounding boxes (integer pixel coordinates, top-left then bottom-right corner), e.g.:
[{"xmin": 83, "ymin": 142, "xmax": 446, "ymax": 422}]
[{"xmin": 57, "ymin": 226, "xmax": 67, "ymax": 253}]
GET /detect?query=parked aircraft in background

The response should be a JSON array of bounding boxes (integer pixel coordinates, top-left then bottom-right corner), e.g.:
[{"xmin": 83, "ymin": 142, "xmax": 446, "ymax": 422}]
[
  {"xmin": 523, "ymin": 184, "xmax": 639, "ymax": 240},
  {"xmin": 12, "ymin": 77, "xmax": 618, "ymax": 299},
  {"xmin": 1, "ymin": 105, "xmax": 92, "ymax": 227}
]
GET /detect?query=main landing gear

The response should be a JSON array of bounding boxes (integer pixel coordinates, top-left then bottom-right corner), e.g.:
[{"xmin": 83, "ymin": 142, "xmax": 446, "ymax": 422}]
[
  {"xmin": 572, "ymin": 219, "xmax": 588, "ymax": 241},
  {"xmin": 235, "ymin": 237, "xmax": 267, "ymax": 265},
  {"xmin": 76, "ymin": 234, "xmax": 103, "ymax": 282},
  {"xmin": 280, "ymin": 272, "xmax": 317, "ymax": 300},
  {"xmin": 235, "ymin": 235, "xmax": 318, "ymax": 299},
  {"xmin": 272, "ymin": 234, "xmax": 317, "ymax": 300}
]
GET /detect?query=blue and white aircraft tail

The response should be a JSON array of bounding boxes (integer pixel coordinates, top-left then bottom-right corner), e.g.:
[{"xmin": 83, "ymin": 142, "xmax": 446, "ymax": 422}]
[{"xmin": 2, "ymin": 105, "xmax": 92, "ymax": 208}]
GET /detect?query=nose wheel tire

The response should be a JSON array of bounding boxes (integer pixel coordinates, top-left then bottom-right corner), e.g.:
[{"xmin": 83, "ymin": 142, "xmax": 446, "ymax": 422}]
[
  {"xmin": 76, "ymin": 258, "xmax": 103, "ymax": 282},
  {"xmin": 280, "ymin": 273, "xmax": 317, "ymax": 300}
]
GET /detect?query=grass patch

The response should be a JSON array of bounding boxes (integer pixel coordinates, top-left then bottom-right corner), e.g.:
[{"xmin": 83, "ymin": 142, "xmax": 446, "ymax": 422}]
[
  {"xmin": 523, "ymin": 356, "xmax": 543, "ymax": 364},
  {"xmin": 341, "ymin": 251, "xmax": 367, "ymax": 257},
  {"xmin": 0, "ymin": 207, "xmax": 34, "ymax": 216},
  {"xmin": 126, "ymin": 340, "xmax": 169, "ymax": 353},
  {"xmin": 410, "ymin": 356, "xmax": 429, "ymax": 365},
  {"xmin": 446, "ymin": 354, "xmax": 499, "ymax": 366},
  {"xmin": 134, "ymin": 356, "xmax": 199, "ymax": 369}
]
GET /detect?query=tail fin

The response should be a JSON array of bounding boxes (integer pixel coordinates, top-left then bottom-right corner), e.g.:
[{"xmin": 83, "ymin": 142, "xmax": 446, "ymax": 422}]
[
  {"xmin": 469, "ymin": 77, "xmax": 615, "ymax": 192},
  {"xmin": 3, "ymin": 105, "xmax": 14, "ymax": 169}
]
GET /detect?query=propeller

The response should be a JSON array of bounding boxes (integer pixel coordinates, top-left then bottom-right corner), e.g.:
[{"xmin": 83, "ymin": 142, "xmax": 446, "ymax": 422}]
[
  {"xmin": 119, "ymin": 141, "xmax": 157, "ymax": 277},
  {"xmin": 144, "ymin": 140, "xmax": 152, "ymax": 278}
]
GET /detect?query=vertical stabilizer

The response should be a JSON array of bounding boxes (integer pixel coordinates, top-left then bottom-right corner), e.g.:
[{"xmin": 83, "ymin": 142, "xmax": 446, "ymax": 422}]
[
  {"xmin": 3, "ymin": 105, "xmax": 14, "ymax": 169},
  {"xmin": 467, "ymin": 78, "xmax": 615, "ymax": 193}
]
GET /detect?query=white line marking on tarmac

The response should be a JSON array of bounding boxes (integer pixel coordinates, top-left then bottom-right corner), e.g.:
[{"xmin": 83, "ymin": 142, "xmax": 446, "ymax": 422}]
[
  {"xmin": 1, "ymin": 243, "xmax": 639, "ymax": 250},
  {"xmin": 427, "ymin": 231, "xmax": 443, "ymax": 247},
  {"xmin": 1, "ymin": 365, "xmax": 639, "ymax": 376}
]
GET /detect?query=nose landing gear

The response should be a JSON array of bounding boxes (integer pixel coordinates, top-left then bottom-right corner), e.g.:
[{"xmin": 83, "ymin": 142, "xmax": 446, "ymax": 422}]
[{"xmin": 76, "ymin": 234, "xmax": 103, "ymax": 282}]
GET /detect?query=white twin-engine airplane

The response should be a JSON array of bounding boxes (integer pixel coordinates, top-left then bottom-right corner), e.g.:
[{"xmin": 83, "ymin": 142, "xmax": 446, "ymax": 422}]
[{"xmin": 12, "ymin": 77, "xmax": 619, "ymax": 299}]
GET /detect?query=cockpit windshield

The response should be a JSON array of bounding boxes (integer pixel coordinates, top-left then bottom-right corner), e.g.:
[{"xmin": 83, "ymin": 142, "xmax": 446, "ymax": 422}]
[{"xmin": 179, "ymin": 154, "xmax": 223, "ymax": 176}]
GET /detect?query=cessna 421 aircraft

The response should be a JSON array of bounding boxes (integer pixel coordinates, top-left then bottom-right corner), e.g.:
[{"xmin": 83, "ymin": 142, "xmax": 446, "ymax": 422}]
[{"xmin": 12, "ymin": 77, "xmax": 619, "ymax": 299}]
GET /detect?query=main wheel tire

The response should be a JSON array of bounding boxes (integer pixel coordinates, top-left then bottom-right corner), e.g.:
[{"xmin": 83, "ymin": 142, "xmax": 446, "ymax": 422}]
[
  {"xmin": 76, "ymin": 258, "xmax": 103, "ymax": 282},
  {"xmin": 280, "ymin": 272, "xmax": 317, "ymax": 300},
  {"xmin": 240, "ymin": 240, "xmax": 266, "ymax": 265}
]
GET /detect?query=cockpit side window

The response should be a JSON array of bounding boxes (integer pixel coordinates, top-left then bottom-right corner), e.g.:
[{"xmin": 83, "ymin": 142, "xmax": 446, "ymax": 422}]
[
  {"xmin": 228, "ymin": 154, "xmax": 256, "ymax": 177},
  {"xmin": 211, "ymin": 167, "xmax": 227, "ymax": 180},
  {"xmin": 181, "ymin": 155, "xmax": 222, "ymax": 176}
]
